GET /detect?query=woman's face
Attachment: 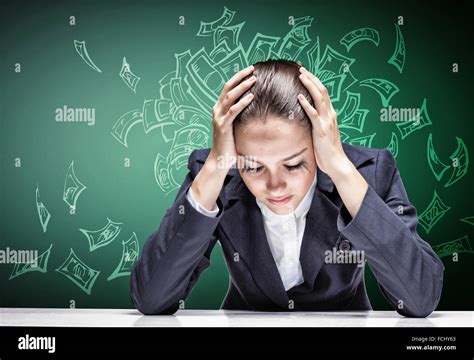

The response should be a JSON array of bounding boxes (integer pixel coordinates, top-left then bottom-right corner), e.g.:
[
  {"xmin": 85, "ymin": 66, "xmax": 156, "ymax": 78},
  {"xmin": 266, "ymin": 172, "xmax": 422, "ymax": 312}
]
[{"xmin": 235, "ymin": 117, "xmax": 317, "ymax": 215}]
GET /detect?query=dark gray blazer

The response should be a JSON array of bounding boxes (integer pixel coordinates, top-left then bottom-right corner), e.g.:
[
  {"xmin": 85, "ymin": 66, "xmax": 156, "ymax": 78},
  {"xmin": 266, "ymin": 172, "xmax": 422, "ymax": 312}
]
[{"xmin": 130, "ymin": 143, "xmax": 444, "ymax": 317}]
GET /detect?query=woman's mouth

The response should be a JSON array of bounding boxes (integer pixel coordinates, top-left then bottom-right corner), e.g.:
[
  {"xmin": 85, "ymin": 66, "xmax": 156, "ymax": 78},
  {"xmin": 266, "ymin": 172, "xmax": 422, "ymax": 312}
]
[{"xmin": 267, "ymin": 195, "xmax": 293, "ymax": 206}]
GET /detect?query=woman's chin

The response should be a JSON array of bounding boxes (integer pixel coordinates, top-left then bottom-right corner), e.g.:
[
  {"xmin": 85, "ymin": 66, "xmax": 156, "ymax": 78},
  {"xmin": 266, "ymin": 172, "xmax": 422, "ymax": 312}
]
[{"xmin": 267, "ymin": 200, "xmax": 298, "ymax": 215}]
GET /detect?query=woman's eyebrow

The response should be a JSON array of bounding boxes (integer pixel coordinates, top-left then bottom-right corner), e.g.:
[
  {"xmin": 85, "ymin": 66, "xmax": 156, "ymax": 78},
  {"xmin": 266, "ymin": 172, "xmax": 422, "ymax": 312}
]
[
  {"xmin": 281, "ymin": 147, "xmax": 308, "ymax": 162},
  {"xmin": 237, "ymin": 147, "xmax": 308, "ymax": 165}
]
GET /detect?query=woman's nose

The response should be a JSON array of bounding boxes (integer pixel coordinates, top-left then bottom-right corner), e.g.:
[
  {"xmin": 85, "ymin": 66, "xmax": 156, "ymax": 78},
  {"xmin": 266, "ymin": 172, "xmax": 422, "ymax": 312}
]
[{"xmin": 266, "ymin": 173, "xmax": 286, "ymax": 193}]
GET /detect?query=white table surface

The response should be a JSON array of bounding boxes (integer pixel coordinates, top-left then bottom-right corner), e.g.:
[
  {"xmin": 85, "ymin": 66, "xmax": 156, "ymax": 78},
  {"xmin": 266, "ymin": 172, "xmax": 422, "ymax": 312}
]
[{"xmin": 1, "ymin": 308, "xmax": 472, "ymax": 327}]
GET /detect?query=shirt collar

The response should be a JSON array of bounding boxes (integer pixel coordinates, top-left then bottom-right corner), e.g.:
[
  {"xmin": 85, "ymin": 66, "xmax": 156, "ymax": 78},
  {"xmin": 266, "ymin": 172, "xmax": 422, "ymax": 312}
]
[{"xmin": 255, "ymin": 171, "xmax": 318, "ymax": 222}]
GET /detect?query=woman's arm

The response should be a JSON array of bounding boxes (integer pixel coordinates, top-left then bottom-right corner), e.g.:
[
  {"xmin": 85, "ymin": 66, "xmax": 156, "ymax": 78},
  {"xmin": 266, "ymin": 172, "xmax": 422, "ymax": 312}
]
[
  {"xmin": 325, "ymin": 156, "xmax": 369, "ymax": 218},
  {"xmin": 129, "ymin": 153, "xmax": 226, "ymax": 315},
  {"xmin": 297, "ymin": 66, "xmax": 444, "ymax": 317},
  {"xmin": 336, "ymin": 149, "xmax": 444, "ymax": 317},
  {"xmin": 130, "ymin": 150, "xmax": 231, "ymax": 315},
  {"xmin": 130, "ymin": 66, "xmax": 256, "ymax": 315},
  {"xmin": 190, "ymin": 152, "xmax": 229, "ymax": 211}
]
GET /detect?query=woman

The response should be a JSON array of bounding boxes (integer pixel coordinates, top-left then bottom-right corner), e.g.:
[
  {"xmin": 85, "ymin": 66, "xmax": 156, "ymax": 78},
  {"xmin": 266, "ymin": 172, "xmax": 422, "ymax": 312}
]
[{"xmin": 130, "ymin": 60, "xmax": 444, "ymax": 317}]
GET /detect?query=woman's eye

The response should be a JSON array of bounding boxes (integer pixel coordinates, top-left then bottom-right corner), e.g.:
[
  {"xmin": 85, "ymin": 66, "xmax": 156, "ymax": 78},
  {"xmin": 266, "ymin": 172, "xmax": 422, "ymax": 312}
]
[
  {"xmin": 243, "ymin": 161, "xmax": 307, "ymax": 175},
  {"xmin": 285, "ymin": 162, "xmax": 304, "ymax": 172},
  {"xmin": 244, "ymin": 166, "xmax": 263, "ymax": 174}
]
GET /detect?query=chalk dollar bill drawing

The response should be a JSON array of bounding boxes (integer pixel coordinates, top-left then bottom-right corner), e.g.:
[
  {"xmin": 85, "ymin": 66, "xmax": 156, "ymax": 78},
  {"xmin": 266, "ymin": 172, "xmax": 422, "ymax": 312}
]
[
  {"xmin": 9, "ymin": 244, "xmax": 53, "ymax": 280},
  {"xmin": 35, "ymin": 185, "xmax": 51, "ymax": 233},
  {"xmin": 119, "ymin": 57, "xmax": 141, "ymax": 93},
  {"xmin": 337, "ymin": 91, "xmax": 369, "ymax": 133},
  {"xmin": 427, "ymin": 134, "xmax": 451, "ymax": 181},
  {"xmin": 74, "ymin": 40, "xmax": 102, "ymax": 73},
  {"xmin": 63, "ymin": 161, "xmax": 87, "ymax": 211},
  {"xmin": 395, "ymin": 98, "xmax": 432, "ymax": 139},
  {"xmin": 386, "ymin": 132, "xmax": 399, "ymax": 158},
  {"xmin": 154, "ymin": 123, "xmax": 210, "ymax": 195},
  {"xmin": 460, "ymin": 216, "xmax": 474, "ymax": 226},
  {"xmin": 444, "ymin": 137, "xmax": 469, "ymax": 188},
  {"xmin": 107, "ymin": 232, "xmax": 139, "ymax": 281},
  {"xmin": 197, "ymin": 6, "xmax": 235, "ymax": 37},
  {"xmin": 340, "ymin": 27, "xmax": 380, "ymax": 52},
  {"xmin": 79, "ymin": 218, "xmax": 123, "ymax": 252},
  {"xmin": 432, "ymin": 235, "xmax": 473, "ymax": 258},
  {"xmin": 55, "ymin": 249, "xmax": 100, "ymax": 295},
  {"xmin": 418, "ymin": 190, "xmax": 451, "ymax": 234},
  {"xmin": 388, "ymin": 24, "xmax": 406, "ymax": 74},
  {"xmin": 359, "ymin": 78, "xmax": 399, "ymax": 107},
  {"xmin": 348, "ymin": 134, "xmax": 376, "ymax": 148},
  {"xmin": 426, "ymin": 134, "xmax": 469, "ymax": 187},
  {"xmin": 111, "ymin": 109, "xmax": 143, "ymax": 148}
]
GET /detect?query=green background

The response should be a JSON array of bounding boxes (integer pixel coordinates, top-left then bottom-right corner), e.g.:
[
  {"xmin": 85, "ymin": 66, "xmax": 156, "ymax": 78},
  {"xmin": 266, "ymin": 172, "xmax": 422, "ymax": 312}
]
[{"xmin": 1, "ymin": 0, "xmax": 472, "ymax": 310}]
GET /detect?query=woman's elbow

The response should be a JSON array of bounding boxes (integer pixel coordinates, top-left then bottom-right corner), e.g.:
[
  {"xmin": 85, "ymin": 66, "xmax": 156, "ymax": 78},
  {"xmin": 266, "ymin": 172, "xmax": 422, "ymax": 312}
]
[
  {"xmin": 131, "ymin": 288, "xmax": 179, "ymax": 315},
  {"xmin": 130, "ymin": 278, "xmax": 179, "ymax": 315},
  {"xmin": 400, "ymin": 271, "xmax": 444, "ymax": 318},
  {"xmin": 400, "ymin": 306, "xmax": 435, "ymax": 318},
  {"xmin": 135, "ymin": 301, "xmax": 179, "ymax": 316}
]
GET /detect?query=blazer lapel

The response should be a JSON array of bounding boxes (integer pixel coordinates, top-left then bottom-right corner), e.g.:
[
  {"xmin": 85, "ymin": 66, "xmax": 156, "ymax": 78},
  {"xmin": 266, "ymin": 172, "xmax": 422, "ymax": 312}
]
[
  {"xmin": 297, "ymin": 169, "xmax": 342, "ymax": 292},
  {"xmin": 220, "ymin": 182, "xmax": 290, "ymax": 309}
]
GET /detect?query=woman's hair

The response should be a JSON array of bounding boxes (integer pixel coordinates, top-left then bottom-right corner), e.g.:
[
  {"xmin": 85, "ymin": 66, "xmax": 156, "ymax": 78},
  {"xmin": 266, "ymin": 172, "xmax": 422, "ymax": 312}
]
[{"xmin": 233, "ymin": 59, "xmax": 315, "ymax": 131}]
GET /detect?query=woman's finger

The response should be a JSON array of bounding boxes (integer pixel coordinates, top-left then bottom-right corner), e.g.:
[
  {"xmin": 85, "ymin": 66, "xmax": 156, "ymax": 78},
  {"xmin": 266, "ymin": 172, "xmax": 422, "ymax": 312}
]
[
  {"xmin": 218, "ymin": 65, "xmax": 254, "ymax": 105},
  {"xmin": 220, "ymin": 75, "xmax": 256, "ymax": 114},
  {"xmin": 299, "ymin": 73, "xmax": 327, "ymax": 115},
  {"xmin": 222, "ymin": 93, "xmax": 255, "ymax": 126},
  {"xmin": 300, "ymin": 67, "xmax": 335, "ymax": 114},
  {"xmin": 299, "ymin": 67, "xmax": 329, "ymax": 101},
  {"xmin": 297, "ymin": 93, "xmax": 322, "ymax": 134}
]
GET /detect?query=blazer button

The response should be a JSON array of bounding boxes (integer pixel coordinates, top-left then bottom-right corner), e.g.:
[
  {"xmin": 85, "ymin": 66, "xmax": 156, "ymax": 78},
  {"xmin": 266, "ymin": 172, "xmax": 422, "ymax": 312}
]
[{"xmin": 339, "ymin": 239, "xmax": 351, "ymax": 251}]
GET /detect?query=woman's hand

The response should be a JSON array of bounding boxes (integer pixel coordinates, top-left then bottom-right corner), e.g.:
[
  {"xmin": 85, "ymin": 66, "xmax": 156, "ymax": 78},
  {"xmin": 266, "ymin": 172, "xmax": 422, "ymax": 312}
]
[
  {"xmin": 190, "ymin": 65, "xmax": 256, "ymax": 211},
  {"xmin": 297, "ymin": 66, "xmax": 352, "ymax": 179},
  {"xmin": 209, "ymin": 65, "xmax": 256, "ymax": 170},
  {"xmin": 297, "ymin": 66, "xmax": 368, "ymax": 217}
]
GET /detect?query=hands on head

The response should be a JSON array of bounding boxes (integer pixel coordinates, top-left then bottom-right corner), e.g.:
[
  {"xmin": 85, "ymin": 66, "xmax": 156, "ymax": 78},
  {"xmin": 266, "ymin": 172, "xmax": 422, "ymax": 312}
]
[{"xmin": 209, "ymin": 63, "xmax": 348, "ymax": 178}]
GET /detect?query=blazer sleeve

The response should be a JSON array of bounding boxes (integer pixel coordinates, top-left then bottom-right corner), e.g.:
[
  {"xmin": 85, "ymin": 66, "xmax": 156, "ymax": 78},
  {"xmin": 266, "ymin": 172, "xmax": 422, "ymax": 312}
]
[
  {"xmin": 186, "ymin": 186, "xmax": 220, "ymax": 217},
  {"xmin": 130, "ymin": 152, "xmax": 225, "ymax": 315},
  {"xmin": 337, "ymin": 148, "xmax": 445, "ymax": 318}
]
